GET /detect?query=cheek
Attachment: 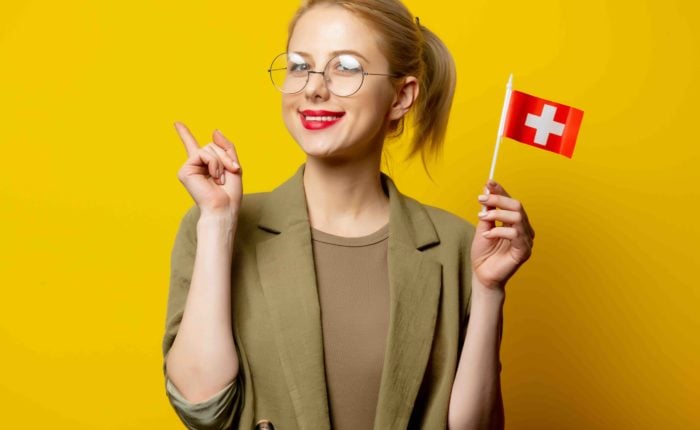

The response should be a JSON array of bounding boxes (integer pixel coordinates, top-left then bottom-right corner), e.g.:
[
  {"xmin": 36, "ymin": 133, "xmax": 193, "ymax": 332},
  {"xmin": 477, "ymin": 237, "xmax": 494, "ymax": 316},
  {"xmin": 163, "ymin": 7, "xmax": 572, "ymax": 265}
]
[
  {"xmin": 281, "ymin": 96, "xmax": 293, "ymax": 114},
  {"xmin": 354, "ymin": 92, "xmax": 393, "ymax": 128},
  {"xmin": 366, "ymin": 84, "xmax": 394, "ymax": 115},
  {"xmin": 281, "ymin": 97, "xmax": 298, "ymax": 125}
]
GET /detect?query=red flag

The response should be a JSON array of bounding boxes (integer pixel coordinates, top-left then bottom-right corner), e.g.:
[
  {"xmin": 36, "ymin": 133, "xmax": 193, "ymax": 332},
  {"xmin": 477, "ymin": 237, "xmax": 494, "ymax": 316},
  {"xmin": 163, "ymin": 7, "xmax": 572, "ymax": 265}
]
[{"xmin": 503, "ymin": 90, "xmax": 584, "ymax": 158}]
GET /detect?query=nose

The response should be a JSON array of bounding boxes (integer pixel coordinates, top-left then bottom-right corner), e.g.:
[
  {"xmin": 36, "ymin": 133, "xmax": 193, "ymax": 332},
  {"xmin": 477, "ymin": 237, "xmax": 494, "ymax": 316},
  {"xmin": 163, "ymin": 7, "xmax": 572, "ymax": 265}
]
[{"xmin": 304, "ymin": 70, "xmax": 331, "ymax": 99}]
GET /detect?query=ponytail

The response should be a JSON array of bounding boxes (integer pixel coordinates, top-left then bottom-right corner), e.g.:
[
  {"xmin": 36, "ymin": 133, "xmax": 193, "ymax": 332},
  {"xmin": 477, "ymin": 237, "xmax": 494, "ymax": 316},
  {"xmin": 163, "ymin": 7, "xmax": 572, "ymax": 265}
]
[{"xmin": 408, "ymin": 21, "xmax": 457, "ymax": 178}]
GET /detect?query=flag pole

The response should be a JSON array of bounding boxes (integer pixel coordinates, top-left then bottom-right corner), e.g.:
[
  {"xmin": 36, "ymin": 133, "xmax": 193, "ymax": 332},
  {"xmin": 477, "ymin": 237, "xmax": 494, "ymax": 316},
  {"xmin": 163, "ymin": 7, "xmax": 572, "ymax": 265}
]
[{"xmin": 481, "ymin": 73, "xmax": 513, "ymax": 213}]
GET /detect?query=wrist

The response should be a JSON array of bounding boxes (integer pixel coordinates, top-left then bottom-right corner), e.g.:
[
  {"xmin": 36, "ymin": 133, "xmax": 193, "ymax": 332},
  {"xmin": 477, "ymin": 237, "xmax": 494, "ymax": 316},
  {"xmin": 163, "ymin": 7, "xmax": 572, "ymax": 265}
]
[
  {"xmin": 196, "ymin": 213, "xmax": 237, "ymax": 248},
  {"xmin": 198, "ymin": 211, "xmax": 238, "ymax": 229},
  {"xmin": 471, "ymin": 275, "xmax": 506, "ymax": 304}
]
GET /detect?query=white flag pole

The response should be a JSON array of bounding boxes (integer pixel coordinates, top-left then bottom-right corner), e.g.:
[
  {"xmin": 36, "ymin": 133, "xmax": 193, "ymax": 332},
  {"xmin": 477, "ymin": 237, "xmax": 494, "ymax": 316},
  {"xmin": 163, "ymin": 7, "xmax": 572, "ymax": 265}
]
[{"xmin": 481, "ymin": 73, "xmax": 513, "ymax": 213}]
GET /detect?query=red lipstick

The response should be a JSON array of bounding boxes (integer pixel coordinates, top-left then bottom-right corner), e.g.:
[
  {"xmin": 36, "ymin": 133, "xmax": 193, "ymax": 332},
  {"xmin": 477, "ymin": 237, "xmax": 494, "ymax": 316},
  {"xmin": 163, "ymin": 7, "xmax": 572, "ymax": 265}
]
[{"xmin": 299, "ymin": 110, "xmax": 345, "ymax": 130}]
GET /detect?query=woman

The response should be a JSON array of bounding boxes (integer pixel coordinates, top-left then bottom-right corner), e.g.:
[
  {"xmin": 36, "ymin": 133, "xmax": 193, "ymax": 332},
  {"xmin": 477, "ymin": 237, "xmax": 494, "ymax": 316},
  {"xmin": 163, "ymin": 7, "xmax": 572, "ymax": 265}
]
[{"xmin": 162, "ymin": 1, "xmax": 535, "ymax": 429}]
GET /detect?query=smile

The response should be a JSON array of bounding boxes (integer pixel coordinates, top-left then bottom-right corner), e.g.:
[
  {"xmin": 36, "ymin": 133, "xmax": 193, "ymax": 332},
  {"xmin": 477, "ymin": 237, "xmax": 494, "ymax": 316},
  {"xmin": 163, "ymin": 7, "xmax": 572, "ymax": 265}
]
[{"xmin": 299, "ymin": 110, "xmax": 345, "ymax": 130}]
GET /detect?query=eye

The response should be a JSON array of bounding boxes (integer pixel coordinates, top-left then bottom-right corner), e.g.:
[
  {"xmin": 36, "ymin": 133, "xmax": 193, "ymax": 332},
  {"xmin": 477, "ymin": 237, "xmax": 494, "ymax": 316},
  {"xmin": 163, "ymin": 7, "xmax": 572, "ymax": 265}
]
[
  {"xmin": 289, "ymin": 62, "xmax": 309, "ymax": 72},
  {"xmin": 287, "ymin": 52, "xmax": 309, "ymax": 73},
  {"xmin": 335, "ymin": 54, "xmax": 362, "ymax": 73}
]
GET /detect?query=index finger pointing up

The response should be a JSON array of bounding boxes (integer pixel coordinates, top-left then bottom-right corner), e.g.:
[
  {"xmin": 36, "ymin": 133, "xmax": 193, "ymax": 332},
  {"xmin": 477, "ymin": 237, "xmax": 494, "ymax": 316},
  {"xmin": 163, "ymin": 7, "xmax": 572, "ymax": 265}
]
[{"xmin": 174, "ymin": 121, "xmax": 200, "ymax": 157}]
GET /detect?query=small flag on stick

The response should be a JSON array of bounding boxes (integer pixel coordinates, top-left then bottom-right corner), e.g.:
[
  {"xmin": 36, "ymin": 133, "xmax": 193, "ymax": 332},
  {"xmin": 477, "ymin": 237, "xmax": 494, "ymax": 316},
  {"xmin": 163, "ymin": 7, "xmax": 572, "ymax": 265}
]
[{"xmin": 481, "ymin": 74, "xmax": 584, "ymax": 213}]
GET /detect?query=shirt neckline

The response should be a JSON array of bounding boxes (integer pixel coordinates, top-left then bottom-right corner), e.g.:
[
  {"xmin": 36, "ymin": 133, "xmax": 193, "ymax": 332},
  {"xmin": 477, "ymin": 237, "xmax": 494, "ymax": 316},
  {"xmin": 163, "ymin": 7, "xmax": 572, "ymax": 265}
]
[{"xmin": 311, "ymin": 222, "xmax": 390, "ymax": 247}]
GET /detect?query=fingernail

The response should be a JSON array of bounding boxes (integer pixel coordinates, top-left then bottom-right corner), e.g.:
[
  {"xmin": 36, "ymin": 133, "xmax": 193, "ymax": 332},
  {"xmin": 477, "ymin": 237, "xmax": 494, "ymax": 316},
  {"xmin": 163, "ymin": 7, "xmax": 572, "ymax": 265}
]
[
  {"xmin": 478, "ymin": 210, "xmax": 488, "ymax": 217},
  {"xmin": 232, "ymin": 161, "xmax": 240, "ymax": 169},
  {"xmin": 478, "ymin": 194, "xmax": 488, "ymax": 202}
]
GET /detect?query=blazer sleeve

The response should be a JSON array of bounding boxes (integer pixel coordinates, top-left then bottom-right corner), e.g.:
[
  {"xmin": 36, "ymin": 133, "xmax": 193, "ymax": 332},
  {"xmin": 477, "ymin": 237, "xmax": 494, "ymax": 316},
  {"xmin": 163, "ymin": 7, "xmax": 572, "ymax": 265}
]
[{"xmin": 162, "ymin": 204, "xmax": 244, "ymax": 429}]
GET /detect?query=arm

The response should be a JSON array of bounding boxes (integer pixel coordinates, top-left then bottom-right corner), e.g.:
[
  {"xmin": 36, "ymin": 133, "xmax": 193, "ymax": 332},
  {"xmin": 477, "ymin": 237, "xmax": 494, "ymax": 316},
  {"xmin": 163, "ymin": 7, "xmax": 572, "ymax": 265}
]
[
  {"xmin": 166, "ymin": 211, "xmax": 239, "ymax": 400},
  {"xmin": 449, "ymin": 178, "xmax": 535, "ymax": 429},
  {"xmin": 447, "ymin": 276, "xmax": 505, "ymax": 430},
  {"xmin": 162, "ymin": 207, "xmax": 242, "ymax": 429}
]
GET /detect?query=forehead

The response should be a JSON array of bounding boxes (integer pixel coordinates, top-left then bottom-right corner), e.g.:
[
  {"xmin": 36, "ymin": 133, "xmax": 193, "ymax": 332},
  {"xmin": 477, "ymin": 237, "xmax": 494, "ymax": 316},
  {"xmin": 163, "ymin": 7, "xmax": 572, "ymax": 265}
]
[{"xmin": 288, "ymin": 5, "xmax": 386, "ymax": 66}]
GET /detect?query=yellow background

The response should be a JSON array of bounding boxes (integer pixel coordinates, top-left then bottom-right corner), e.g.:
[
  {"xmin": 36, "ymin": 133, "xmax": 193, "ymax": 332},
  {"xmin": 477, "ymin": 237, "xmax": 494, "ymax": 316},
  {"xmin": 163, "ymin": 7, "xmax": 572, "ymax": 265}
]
[{"xmin": 1, "ymin": 0, "xmax": 698, "ymax": 428}]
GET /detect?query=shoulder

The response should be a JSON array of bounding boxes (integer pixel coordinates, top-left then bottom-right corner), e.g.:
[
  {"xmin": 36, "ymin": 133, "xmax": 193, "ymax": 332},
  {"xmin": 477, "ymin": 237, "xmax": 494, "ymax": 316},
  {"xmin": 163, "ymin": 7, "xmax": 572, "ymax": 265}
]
[
  {"xmin": 423, "ymin": 203, "xmax": 475, "ymax": 234},
  {"xmin": 411, "ymin": 197, "xmax": 476, "ymax": 246},
  {"xmin": 237, "ymin": 191, "xmax": 269, "ymax": 227}
]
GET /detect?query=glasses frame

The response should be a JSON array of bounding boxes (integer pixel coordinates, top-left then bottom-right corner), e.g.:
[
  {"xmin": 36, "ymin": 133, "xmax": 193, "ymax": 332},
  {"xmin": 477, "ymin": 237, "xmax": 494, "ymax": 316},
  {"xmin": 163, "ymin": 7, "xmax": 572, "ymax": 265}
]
[{"xmin": 267, "ymin": 51, "xmax": 402, "ymax": 97}]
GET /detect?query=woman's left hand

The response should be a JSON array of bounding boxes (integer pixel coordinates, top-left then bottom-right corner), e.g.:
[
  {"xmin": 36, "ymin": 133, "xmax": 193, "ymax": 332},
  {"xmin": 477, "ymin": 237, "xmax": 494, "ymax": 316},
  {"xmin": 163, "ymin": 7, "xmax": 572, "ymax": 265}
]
[{"xmin": 471, "ymin": 179, "xmax": 535, "ymax": 292}]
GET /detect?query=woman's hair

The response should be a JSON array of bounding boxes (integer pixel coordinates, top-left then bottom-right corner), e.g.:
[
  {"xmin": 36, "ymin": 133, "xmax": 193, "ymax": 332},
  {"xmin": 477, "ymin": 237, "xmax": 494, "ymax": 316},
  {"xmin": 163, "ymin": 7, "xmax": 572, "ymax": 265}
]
[{"xmin": 286, "ymin": 0, "xmax": 457, "ymax": 179}]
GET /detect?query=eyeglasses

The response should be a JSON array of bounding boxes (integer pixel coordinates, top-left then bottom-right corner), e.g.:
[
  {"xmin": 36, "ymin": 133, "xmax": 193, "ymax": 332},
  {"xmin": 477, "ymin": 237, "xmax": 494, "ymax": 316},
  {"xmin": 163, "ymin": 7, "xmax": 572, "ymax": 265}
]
[{"xmin": 268, "ymin": 51, "xmax": 401, "ymax": 97}]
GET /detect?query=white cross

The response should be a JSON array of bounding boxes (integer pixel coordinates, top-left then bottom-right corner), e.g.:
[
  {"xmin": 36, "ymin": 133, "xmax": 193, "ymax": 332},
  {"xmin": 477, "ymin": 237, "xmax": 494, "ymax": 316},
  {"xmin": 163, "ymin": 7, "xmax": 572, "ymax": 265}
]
[{"xmin": 524, "ymin": 104, "xmax": 565, "ymax": 146}]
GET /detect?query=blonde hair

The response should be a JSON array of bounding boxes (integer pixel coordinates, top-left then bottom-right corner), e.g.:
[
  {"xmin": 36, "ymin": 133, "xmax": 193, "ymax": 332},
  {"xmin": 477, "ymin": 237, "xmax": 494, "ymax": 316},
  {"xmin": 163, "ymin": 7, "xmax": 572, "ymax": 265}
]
[{"xmin": 286, "ymin": 0, "xmax": 457, "ymax": 179}]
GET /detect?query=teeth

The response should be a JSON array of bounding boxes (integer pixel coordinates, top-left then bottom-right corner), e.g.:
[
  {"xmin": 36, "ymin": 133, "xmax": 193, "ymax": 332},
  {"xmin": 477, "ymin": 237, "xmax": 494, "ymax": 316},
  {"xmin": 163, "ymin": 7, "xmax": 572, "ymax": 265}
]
[{"xmin": 305, "ymin": 115, "xmax": 342, "ymax": 122}]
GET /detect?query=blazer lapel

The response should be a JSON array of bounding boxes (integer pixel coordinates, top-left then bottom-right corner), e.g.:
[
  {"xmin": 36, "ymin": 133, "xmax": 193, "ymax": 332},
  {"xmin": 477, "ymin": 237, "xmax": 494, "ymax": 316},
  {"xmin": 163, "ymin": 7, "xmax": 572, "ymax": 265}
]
[
  {"xmin": 256, "ymin": 163, "xmax": 331, "ymax": 429},
  {"xmin": 256, "ymin": 163, "xmax": 442, "ymax": 430},
  {"xmin": 373, "ymin": 170, "xmax": 442, "ymax": 430}
]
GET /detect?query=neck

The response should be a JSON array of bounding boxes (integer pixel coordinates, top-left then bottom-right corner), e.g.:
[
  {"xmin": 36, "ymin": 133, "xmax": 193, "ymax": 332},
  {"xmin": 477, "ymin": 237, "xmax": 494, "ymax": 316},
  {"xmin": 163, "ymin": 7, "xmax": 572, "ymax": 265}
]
[{"xmin": 302, "ymin": 156, "xmax": 390, "ymax": 236}]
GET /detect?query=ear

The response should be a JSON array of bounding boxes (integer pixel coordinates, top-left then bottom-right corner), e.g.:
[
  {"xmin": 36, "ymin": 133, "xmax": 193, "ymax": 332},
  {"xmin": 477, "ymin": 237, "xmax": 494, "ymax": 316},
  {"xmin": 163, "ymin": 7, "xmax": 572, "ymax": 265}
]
[{"xmin": 388, "ymin": 76, "xmax": 419, "ymax": 121}]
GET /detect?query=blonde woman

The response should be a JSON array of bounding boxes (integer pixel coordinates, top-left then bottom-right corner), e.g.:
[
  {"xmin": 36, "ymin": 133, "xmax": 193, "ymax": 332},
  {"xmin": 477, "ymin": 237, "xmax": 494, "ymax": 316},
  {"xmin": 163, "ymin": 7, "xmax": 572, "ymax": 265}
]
[{"xmin": 162, "ymin": 1, "xmax": 535, "ymax": 429}]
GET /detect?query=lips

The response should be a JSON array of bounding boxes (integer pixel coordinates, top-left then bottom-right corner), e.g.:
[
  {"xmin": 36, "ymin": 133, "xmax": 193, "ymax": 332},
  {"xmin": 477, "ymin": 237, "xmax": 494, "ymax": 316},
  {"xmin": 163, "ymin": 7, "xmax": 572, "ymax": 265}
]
[
  {"xmin": 300, "ymin": 109, "xmax": 345, "ymax": 118},
  {"xmin": 299, "ymin": 109, "xmax": 345, "ymax": 130}
]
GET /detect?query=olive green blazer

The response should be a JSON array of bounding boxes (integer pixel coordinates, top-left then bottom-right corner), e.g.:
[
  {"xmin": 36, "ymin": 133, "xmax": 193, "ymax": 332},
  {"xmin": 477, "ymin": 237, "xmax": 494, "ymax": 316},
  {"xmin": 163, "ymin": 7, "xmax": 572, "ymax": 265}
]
[{"xmin": 162, "ymin": 162, "xmax": 476, "ymax": 430}]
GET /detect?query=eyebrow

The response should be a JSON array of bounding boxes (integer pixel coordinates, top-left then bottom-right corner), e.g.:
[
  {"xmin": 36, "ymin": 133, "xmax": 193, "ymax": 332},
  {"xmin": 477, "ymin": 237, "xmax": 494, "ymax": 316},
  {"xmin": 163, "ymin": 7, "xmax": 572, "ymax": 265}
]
[{"xmin": 291, "ymin": 49, "xmax": 370, "ymax": 64}]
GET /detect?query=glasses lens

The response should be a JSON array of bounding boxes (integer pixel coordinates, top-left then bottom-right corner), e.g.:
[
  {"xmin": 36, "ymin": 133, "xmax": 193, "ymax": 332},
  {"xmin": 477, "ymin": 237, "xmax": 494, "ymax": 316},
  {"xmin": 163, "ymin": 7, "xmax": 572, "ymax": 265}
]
[
  {"xmin": 325, "ymin": 54, "xmax": 364, "ymax": 96},
  {"xmin": 269, "ymin": 52, "xmax": 308, "ymax": 94}
]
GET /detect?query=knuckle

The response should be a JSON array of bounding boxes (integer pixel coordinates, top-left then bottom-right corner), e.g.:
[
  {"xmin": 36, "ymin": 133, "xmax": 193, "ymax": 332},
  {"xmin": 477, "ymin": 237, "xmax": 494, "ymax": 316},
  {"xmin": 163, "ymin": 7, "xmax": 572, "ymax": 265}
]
[{"xmin": 197, "ymin": 148, "xmax": 210, "ymax": 159}]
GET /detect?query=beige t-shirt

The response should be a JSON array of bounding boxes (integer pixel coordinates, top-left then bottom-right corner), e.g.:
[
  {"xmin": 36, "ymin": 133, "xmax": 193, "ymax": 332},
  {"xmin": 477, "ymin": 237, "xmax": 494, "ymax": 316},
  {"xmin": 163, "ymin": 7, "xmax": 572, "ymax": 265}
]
[
  {"xmin": 311, "ymin": 221, "xmax": 390, "ymax": 430},
  {"xmin": 165, "ymin": 222, "xmax": 390, "ymax": 430}
]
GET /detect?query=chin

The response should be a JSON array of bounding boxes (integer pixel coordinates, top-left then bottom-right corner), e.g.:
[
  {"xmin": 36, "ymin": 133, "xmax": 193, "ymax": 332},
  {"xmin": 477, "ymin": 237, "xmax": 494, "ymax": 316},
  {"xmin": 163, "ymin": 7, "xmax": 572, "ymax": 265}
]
[
  {"xmin": 285, "ymin": 122, "xmax": 341, "ymax": 156},
  {"xmin": 283, "ymin": 113, "xmax": 379, "ymax": 161},
  {"xmin": 296, "ymin": 138, "xmax": 348, "ymax": 160}
]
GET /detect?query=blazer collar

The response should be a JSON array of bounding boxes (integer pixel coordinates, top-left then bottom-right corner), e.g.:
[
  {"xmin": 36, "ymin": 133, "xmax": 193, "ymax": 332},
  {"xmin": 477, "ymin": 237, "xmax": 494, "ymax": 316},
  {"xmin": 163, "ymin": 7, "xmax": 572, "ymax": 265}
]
[{"xmin": 256, "ymin": 162, "xmax": 443, "ymax": 429}]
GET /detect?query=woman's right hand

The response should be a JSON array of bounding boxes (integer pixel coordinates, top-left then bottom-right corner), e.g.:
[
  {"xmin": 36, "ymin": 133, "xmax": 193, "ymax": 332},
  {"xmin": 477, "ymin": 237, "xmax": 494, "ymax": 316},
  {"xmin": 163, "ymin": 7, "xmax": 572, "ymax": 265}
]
[{"xmin": 174, "ymin": 121, "xmax": 243, "ymax": 218}]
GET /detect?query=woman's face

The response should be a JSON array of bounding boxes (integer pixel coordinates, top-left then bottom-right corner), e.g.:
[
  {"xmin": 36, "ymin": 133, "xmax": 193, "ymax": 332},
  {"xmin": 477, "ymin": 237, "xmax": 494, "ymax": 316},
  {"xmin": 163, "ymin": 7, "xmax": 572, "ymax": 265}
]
[{"xmin": 282, "ymin": 5, "xmax": 405, "ymax": 162}]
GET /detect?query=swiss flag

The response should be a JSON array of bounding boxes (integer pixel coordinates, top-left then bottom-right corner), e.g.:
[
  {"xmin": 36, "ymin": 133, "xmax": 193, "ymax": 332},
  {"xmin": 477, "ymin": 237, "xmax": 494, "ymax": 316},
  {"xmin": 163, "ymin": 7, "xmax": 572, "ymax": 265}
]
[{"xmin": 503, "ymin": 90, "xmax": 584, "ymax": 158}]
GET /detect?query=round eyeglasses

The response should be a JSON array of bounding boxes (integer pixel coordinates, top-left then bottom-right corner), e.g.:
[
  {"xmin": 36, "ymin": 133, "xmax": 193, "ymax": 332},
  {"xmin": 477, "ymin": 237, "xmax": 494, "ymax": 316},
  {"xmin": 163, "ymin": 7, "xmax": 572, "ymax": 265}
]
[{"xmin": 268, "ymin": 51, "xmax": 401, "ymax": 97}]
